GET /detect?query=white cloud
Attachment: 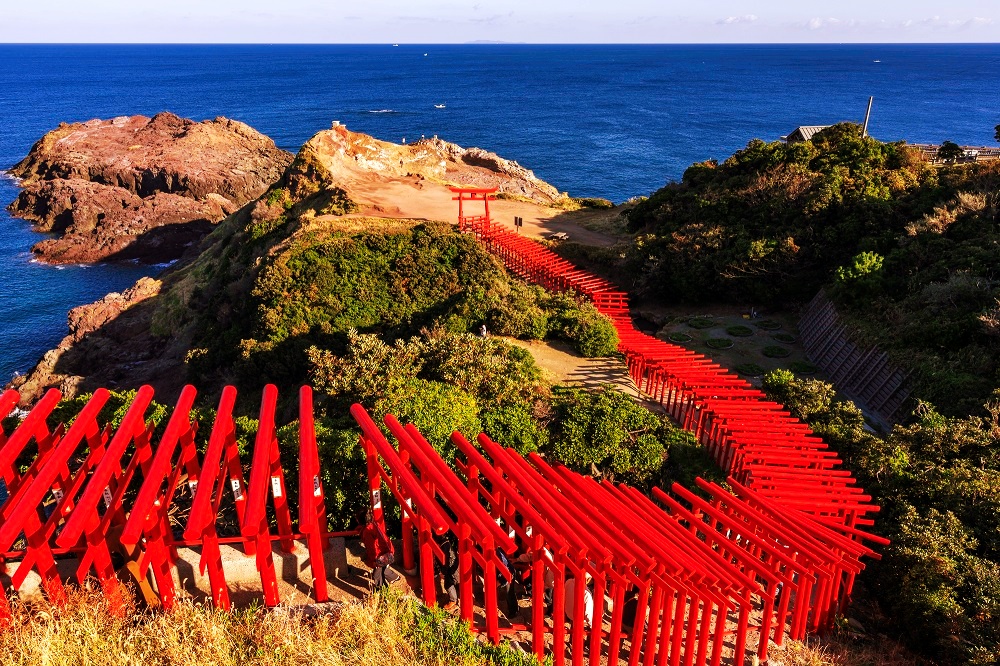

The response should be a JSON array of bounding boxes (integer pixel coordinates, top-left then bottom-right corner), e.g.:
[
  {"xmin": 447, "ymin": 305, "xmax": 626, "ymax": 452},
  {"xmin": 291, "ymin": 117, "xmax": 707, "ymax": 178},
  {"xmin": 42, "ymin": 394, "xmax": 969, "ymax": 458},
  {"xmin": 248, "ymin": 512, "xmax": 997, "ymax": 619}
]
[
  {"xmin": 717, "ymin": 14, "xmax": 758, "ymax": 25},
  {"xmin": 804, "ymin": 17, "xmax": 838, "ymax": 30},
  {"xmin": 912, "ymin": 15, "xmax": 994, "ymax": 29}
]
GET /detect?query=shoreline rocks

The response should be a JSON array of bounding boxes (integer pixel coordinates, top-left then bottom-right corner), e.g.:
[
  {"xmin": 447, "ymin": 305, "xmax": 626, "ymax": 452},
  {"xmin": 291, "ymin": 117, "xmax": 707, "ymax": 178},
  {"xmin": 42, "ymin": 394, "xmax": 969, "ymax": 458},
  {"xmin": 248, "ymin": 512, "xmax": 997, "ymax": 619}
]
[{"xmin": 6, "ymin": 113, "xmax": 292, "ymax": 264}]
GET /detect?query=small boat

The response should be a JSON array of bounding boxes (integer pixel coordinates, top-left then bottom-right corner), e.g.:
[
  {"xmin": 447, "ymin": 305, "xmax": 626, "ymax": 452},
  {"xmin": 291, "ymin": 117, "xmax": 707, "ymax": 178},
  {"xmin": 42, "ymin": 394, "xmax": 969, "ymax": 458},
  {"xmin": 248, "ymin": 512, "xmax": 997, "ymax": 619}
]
[
  {"xmin": 434, "ymin": 104, "xmax": 446, "ymax": 109},
  {"xmin": 423, "ymin": 53, "xmax": 428, "ymax": 56},
  {"xmin": 873, "ymin": 59, "xmax": 881, "ymax": 63},
  {"xmin": 392, "ymin": 44, "xmax": 399, "ymax": 47}
]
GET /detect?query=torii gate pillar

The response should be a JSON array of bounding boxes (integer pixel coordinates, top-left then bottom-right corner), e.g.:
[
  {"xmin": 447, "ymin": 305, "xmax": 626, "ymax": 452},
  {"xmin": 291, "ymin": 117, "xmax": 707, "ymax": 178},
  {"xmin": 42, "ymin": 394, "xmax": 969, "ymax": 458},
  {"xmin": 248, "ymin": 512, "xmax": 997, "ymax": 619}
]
[{"xmin": 450, "ymin": 186, "xmax": 498, "ymax": 240}]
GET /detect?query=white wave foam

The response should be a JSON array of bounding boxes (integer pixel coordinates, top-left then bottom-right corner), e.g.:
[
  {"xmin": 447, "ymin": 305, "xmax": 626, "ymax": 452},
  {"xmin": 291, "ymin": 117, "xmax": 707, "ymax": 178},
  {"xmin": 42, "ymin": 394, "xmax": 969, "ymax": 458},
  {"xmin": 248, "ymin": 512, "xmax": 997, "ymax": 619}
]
[
  {"xmin": 0, "ymin": 170, "xmax": 22, "ymax": 186},
  {"xmin": 367, "ymin": 109, "xmax": 397, "ymax": 114}
]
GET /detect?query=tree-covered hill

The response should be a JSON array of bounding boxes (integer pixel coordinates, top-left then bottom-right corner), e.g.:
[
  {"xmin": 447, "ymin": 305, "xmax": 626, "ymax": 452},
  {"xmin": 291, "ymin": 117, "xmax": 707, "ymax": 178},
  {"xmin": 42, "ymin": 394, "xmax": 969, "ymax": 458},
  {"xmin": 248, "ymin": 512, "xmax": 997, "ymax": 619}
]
[
  {"xmin": 622, "ymin": 123, "xmax": 1000, "ymax": 416},
  {"xmin": 618, "ymin": 124, "xmax": 1000, "ymax": 663}
]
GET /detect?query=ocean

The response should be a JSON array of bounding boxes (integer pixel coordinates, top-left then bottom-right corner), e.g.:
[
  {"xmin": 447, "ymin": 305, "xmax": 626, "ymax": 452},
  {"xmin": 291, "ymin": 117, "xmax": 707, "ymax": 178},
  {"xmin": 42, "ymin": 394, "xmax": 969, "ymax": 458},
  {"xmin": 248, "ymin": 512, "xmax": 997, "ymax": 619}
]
[{"xmin": 1, "ymin": 43, "xmax": 998, "ymax": 384}]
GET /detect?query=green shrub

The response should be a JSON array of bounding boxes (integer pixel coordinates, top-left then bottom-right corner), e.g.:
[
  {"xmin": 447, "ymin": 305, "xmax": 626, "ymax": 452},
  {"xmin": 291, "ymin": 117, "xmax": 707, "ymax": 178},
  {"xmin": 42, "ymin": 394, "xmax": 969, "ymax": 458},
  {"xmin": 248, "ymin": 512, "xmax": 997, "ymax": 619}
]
[
  {"xmin": 726, "ymin": 325, "xmax": 754, "ymax": 337},
  {"xmin": 687, "ymin": 317, "xmax": 715, "ymax": 329},
  {"xmin": 375, "ymin": 379, "xmax": 481, "ymax": 463},
  {"xmin": 833, "ymin": 251, "xmax": 885, "ymax": 303},
  {"xmin": 755, "ymin": 320, "xmax": 782, "ymax": 331},
  {"xmin": 547, "ymin": 386, "xmax": 667, "ymax": 483},
  {"xmin": 480, "ymin": 403, "xmax": 549, "ymax": 456},
  {"xmin": 762, "ymin": 345, "xmax": 790, "ymax": 358},
  {"xmin": 772, "ymin": 332, "xmax": 796, "ymax": 343},
  {"xmin": 667, "ymin": 332, "xmax": 693, "ymax": 343},
  {"xmin": 574, "ymin": 197, "xmax": 615, "ymax": 209},
  {"xmin": 705, "ymin": 338, "xmax": 734, "ymax": 350},
  {"xmin": 484, "ymin": 282, "xmax": 549, "ymax": 340},
  {"xmin": 545, "ymin": 294, "xmax": 619, "ymax": 356}
]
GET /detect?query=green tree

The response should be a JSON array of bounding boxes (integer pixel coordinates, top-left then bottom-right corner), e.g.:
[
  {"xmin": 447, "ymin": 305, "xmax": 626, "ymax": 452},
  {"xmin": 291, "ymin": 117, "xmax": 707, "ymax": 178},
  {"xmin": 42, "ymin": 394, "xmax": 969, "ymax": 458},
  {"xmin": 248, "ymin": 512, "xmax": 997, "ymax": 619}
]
[
  {"xmin": 548, "ymin": 386, "xmax": 667, "ymax": 483},
  {"xmin": 938, "ymin": 140, "xmax": 965, "ymax": 163},
  {"xmin": 832, "ymin": 251, "xmax": 884, "ymax": 303},
  {"xmin": 544, "ymin": 293, "xmax": 620, "ymax": 356}
]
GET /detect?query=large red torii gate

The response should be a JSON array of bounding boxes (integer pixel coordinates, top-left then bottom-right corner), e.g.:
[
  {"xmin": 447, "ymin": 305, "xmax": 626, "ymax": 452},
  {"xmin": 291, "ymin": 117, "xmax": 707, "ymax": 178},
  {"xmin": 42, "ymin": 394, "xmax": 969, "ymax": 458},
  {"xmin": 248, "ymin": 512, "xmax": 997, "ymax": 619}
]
[
  {"xmin": 450, "ymin": 186, "xmax": 497, "ymax": 240},
  {"xmin": 0, "ymin": 385, "xmax": 351, "ymax": 621}
]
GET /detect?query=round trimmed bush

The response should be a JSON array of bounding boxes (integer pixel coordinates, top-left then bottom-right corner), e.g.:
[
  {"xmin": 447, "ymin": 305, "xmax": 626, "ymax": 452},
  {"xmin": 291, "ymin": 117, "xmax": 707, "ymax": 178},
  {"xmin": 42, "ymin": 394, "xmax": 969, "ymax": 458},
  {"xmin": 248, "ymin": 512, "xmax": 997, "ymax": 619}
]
[
  {"xmin": 762, "ymin": 345, "xmax": 791, "ymax": 358},
  {"xmin": 789, "ymin": 361, "xmax": 819, "ymax": 375},
  {"xmin": 667, "ymin": 332, "xmax": 693, "ymax": 343},
  {"xmin": 772, "ymin": 332, "xmax": 796, "ymax": 343},
  {"xmin": 706, "ymin": 338, "xmax": 734, "ymax": 350},
  {"xmin": 726, "ymin": 325, "xmax": 754, "ymax": 337},
  {"xmin": 735, "ymin": 363, "xmax": 767, "ymax": 376},
  {"xmin": 688, "ymin": 317, "xmax": 715, "ymax": 329},
  {"xmin": 755, "ymin": 320, "xmax": 782, "ymax": 330}
]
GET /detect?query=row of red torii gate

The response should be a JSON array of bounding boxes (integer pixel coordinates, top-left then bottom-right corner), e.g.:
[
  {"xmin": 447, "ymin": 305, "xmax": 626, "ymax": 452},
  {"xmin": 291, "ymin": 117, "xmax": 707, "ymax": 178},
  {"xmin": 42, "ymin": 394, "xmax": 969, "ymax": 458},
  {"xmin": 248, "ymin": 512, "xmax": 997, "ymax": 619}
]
[{"xmin": 0, "ymin": 188, "xmax": 887, "ymax": 666}]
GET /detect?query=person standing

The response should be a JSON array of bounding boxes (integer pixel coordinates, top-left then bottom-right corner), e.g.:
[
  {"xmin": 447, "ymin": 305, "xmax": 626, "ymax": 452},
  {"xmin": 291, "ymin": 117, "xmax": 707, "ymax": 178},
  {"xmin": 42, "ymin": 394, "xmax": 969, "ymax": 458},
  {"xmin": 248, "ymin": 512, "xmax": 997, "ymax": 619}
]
[
  {"xmin": 362, "ymin": 513, "xmax": 398, "ymax": 590},
  {"xmin": 439, "ymin": 534, "xmax": 461, "ymax": 610}
]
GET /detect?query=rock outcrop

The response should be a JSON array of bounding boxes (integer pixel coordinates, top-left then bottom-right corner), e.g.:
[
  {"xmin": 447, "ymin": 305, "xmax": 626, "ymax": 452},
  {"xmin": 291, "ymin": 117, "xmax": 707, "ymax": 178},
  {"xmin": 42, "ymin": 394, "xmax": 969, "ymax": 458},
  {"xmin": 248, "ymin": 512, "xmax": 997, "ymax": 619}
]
[
  {"xmin": 301, "ymin": 126, "xmax": 563, "ymax": 204},
  {"xmin": 7, "ymin": 113, "xmax": 292, "ymax": 263},
  {"xmin": 9, "ymin": 277, "xmax": 164, "ymax": 401}
]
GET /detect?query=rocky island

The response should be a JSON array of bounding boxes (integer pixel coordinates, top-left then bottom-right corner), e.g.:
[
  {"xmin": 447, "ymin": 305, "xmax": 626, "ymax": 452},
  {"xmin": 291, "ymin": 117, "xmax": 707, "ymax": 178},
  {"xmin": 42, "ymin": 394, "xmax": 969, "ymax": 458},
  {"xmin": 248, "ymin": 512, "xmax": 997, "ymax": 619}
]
[{"xmin": 6, "ymin": 112, "xmax": 292, "ymax": 263}]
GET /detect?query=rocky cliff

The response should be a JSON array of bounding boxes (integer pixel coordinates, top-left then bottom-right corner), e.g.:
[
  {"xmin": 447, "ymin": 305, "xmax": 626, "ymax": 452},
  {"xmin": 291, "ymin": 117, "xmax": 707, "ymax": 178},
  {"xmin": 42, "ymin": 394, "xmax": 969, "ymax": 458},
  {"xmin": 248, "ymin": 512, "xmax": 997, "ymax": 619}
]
[
  {"xmin": 7, "ymin": 113, "xmax": 292, "ymax": 263},
  {"xmin": 298, "ymin": 126, "xmax": 563, "ymax": 204}
]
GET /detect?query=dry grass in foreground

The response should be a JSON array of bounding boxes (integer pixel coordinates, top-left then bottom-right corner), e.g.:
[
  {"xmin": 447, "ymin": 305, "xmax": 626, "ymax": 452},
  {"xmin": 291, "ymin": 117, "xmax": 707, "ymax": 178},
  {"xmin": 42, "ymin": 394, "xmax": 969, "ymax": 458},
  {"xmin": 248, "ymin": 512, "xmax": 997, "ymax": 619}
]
[
  {"xmin": 768, "ymin": 632, "xmax": 926, "ymax": 666},
  {"xmin": 0, "ymin": 585, "xmax": 533, "ymax": 666},
  {"xmin": 0, "ymin": 585, "xmax": 922, "ymax": 666}
]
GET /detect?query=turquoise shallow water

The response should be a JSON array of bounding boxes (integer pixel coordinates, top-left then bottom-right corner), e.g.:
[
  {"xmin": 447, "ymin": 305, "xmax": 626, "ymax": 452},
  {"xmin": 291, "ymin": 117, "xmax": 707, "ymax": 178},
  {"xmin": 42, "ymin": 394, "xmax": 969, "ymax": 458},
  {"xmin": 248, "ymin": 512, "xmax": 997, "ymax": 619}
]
[{"xmin": 1, "ymin": 43, "xmax": 999, "ymax": 383}]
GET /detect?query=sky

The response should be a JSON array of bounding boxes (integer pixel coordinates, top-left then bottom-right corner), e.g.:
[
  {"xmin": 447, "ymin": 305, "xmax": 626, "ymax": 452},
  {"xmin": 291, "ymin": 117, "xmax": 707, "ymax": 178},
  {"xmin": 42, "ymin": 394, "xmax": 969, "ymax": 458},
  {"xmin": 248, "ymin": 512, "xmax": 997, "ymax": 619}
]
[{"xmin": 1, "ymin": 0, "xmax": 998, "ymax": 43}]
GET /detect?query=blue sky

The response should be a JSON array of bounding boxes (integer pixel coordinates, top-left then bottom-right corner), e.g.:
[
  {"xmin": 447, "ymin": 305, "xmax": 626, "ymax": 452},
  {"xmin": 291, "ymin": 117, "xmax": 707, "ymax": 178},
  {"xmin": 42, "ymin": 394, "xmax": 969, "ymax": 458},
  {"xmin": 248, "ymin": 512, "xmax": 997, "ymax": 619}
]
[{"xmin": 2, "ymin": 0, "xmax": 997, "ymax": 43}]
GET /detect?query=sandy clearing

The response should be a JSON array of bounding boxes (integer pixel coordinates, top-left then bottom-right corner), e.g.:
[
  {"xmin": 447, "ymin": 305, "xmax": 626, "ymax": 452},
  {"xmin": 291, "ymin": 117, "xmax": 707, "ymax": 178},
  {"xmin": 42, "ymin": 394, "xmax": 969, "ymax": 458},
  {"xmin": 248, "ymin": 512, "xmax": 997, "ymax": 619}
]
[{"xmin": 333, "ymin": 174, "xmax": 620, "ymax": 247}]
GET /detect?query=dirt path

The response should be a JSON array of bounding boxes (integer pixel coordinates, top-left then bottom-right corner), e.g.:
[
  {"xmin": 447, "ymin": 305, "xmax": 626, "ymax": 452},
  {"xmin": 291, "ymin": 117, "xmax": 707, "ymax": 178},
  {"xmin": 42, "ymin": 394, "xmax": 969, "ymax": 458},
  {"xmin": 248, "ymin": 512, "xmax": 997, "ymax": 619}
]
[
  {"xmin": 325, "ymin": 175, "xmax": 620, "ymax": 247},
  {"xmin": 508, "ymin": 339, "xmax": 638, "ymax": 397},
  {"xmin": 507, "ymin": 339, "xmax": 669, "ymax": 418}
]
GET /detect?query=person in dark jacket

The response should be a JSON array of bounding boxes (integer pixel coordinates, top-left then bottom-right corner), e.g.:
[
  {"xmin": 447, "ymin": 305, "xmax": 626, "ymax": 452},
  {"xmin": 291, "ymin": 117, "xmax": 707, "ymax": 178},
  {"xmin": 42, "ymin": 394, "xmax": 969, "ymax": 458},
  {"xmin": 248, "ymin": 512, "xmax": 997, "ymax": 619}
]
[
  {"xmin": 361, "ymin": 512, "xmax": 399, "ymax": 590},
  {"xmin": 438, "ymin": 534, "xmax": 461, "ymax": 610}
]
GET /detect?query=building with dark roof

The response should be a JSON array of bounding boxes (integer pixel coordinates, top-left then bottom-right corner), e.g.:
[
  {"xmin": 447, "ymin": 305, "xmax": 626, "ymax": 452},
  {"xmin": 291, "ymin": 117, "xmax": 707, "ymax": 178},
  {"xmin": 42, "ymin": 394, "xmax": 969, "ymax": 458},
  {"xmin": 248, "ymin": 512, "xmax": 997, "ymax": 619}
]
[{"xmin": 781, "ymin": 126, "xmax": 831, "ymax": 144}]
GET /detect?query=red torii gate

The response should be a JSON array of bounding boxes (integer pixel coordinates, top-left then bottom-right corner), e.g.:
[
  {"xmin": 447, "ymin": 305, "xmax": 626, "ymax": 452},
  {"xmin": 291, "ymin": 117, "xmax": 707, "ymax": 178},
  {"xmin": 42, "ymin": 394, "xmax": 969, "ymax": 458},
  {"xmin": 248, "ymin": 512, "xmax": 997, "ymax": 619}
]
[
  {"xmin": 0, "ymin": 384, "xmax": 351, "ymax": 623},
  {"xmin": 450, "ymin": 186, "xmax": 497, "ymax": 240},
  {"xmin": 0, "ymin": 188, "xmax": 890, "ymax": 661},
  {"xmin": 1, "ymin": 382, "xmax": 885, "ymax": 664}
]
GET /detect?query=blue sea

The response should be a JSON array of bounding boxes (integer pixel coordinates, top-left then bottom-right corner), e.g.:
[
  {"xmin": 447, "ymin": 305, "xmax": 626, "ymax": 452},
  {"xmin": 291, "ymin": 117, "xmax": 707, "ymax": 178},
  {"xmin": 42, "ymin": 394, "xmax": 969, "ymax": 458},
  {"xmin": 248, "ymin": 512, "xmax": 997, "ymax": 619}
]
[{"xmin": 1, "ymin": 44, "xmax": 999, "ymax": 384}]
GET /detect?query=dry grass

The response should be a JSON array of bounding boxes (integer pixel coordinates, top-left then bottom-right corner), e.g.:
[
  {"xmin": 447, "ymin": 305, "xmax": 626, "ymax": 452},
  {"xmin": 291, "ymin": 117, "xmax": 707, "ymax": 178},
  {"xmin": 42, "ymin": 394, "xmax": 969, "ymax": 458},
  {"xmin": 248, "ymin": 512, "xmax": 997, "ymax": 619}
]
[
  {"xmin": 0, "ymin": 585, "xmax": 526, "ymax": 666},
  {"xmin": 769, "ymin": 634, "xmax": 926, "ymax": 666},
  {"xmin": 1, "ymin": 585, "xmax": 924, "ymax": 666}
]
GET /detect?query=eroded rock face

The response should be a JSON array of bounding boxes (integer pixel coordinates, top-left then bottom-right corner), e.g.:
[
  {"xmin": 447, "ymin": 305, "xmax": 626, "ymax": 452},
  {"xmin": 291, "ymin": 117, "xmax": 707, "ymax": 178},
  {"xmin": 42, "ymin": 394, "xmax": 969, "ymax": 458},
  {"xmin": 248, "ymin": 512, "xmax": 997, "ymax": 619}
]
[
  {"xmin": 7, "ymin": 113, "xmax": 292, "ymax": 263},
  {"xmin": 301, "ymin": 126, "xmax": 563, "ymax": 203},
  {"xmin": 9, "ymin": 277, "xmax": 164, "ymax": 403}
]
